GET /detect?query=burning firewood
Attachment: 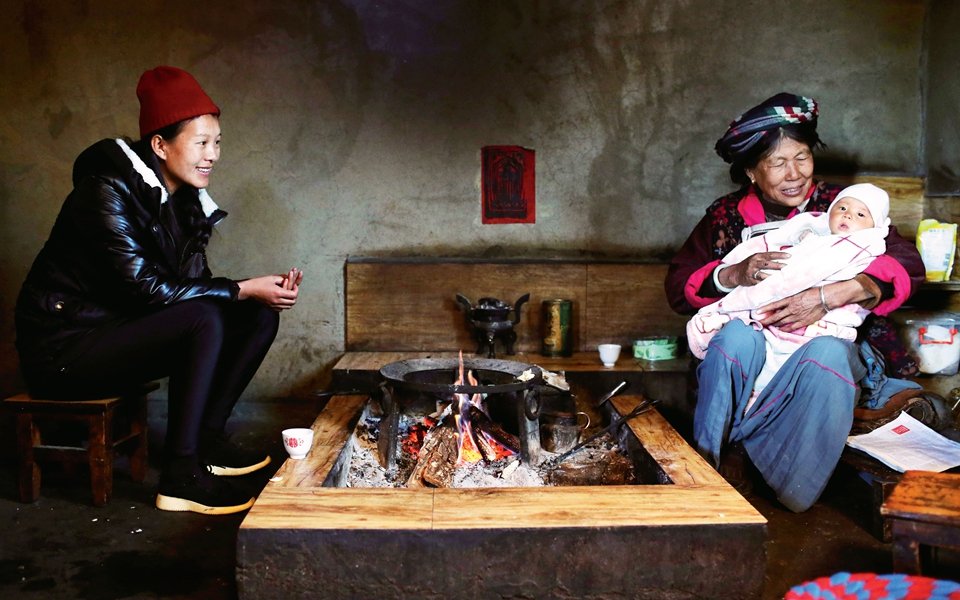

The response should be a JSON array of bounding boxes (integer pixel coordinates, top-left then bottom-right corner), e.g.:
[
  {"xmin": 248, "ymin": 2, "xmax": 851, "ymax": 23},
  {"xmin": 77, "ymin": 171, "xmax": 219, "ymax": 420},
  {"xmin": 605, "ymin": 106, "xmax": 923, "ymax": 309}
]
[
  {"xmin": 404, "ymin": 351, "xmax": 529, "ymax": 486},
  {"xmin": 468, "ymin": 423, "xmax": 498, "ymax": 463},
  {"xmin": 467, "ymin": 405, "xmax": 520, "ymax": 453},
  {"xmin": 406, "ymin": 419, "xmax": 458, "ymax": 488},
  {"xmin": 421, "ymin": 426, "xmax": 458, "ymax": 487}
]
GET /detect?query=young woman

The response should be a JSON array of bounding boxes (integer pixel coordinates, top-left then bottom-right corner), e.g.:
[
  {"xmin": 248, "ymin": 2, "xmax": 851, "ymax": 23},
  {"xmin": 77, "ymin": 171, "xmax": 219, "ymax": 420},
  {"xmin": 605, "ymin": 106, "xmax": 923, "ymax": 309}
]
[{"xmin": 15, "ymin": 66, "xmax": 304, "ymax": 515}]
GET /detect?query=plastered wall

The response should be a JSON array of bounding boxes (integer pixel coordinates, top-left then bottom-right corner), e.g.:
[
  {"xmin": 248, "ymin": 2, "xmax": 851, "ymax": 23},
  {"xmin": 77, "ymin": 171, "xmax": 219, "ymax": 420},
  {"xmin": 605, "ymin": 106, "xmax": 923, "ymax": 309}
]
[{"xmin": 0, "ymin": 0, "xmax": 938, "ymax": 400}]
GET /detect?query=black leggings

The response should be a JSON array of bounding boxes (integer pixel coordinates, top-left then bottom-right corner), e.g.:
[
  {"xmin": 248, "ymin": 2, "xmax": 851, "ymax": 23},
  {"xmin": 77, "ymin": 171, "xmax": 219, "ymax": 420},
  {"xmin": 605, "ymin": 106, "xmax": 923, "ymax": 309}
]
[{"xmin": 27, "ymin": 299, "xmax": 280, "ymax": 457}]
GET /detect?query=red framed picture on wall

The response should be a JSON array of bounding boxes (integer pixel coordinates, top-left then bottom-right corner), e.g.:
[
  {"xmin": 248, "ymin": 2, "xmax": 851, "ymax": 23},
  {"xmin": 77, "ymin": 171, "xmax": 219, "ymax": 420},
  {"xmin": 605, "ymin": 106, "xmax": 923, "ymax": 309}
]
[{"xmin": 481, "ymin": 145, "xmax": 535, "ymax": 224}]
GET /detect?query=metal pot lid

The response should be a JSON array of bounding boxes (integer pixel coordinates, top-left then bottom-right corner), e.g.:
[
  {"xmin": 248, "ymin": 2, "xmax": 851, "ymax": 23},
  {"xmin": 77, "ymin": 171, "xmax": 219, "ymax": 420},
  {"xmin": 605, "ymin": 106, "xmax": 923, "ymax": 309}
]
[{"xmin": 379, "ymin": 357, "xmax": 542, "ymax": 394}]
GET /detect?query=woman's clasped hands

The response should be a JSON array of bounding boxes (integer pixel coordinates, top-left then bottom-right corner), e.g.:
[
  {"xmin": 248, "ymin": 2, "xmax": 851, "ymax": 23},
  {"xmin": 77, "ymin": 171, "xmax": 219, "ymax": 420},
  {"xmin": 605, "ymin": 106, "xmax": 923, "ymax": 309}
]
[
  {"xmin": 237, "ymin": 267, "xmax": 304, "ymax": 311},
  {"xmin": 726, "ymin": 250, "xmax": 829, "ymax": 332}
]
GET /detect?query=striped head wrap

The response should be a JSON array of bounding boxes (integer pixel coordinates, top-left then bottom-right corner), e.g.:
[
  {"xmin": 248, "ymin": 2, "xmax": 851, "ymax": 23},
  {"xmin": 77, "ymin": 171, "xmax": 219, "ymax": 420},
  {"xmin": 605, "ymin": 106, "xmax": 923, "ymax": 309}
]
[{"xmin": 714, "ymin": 93, "xmax": 819, "ymax": 164}]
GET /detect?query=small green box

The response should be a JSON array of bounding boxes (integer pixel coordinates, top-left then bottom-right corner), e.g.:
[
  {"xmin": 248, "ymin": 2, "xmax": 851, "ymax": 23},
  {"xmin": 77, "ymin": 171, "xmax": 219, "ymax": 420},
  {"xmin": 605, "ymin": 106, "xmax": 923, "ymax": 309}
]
[{"xmin": 633, "ymin": 336, "xmax": 679, "ymax": 361}]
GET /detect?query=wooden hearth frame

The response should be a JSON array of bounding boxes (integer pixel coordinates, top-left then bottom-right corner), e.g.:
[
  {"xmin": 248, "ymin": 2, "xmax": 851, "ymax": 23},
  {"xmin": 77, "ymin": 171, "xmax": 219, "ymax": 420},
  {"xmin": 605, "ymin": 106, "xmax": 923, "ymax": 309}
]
[
  {"xmin": 237, "ymin": 388, "xmax": 767, "ymax": 598},
  {"xmin": 237, "ymin": 258, "xmax": 768, "ymax": 598}
]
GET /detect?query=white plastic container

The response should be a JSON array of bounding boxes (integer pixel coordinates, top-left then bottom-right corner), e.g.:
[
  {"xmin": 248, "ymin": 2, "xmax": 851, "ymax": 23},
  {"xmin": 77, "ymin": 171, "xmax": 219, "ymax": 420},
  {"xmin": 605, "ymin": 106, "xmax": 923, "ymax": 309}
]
[{"xmin": 900, "ymin": 313, "xmax": 960, "ymax": 375}]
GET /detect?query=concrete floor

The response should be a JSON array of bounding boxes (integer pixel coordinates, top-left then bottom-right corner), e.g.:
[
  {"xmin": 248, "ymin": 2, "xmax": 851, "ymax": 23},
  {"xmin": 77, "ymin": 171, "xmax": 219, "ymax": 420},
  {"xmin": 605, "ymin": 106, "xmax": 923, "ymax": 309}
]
[{"xmin": 2, "ymin": 398, "xmax": 958, "ymax": 600}]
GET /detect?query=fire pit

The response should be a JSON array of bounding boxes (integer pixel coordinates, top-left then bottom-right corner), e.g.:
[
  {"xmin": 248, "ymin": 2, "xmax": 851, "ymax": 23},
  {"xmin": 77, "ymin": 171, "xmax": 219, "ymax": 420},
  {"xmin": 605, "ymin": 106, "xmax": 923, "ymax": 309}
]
[
  {"xmin": 237, "ymin": 383, "xmax": 768, "ymax": 599},
  {"xmin": 377, "ymin": 356, "xmax": 544, "ymax": 470},
  {"xmin": 349, "ymin": 356, "xmax": 636, "ymax": 490}
]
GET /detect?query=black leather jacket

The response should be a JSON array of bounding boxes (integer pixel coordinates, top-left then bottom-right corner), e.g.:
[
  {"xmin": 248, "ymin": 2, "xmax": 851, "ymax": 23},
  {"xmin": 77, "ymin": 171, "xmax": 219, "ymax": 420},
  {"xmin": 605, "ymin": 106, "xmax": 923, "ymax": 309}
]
[{"xmin": 15, "ymin": 138, "xmax": 239, "ymax": 374}]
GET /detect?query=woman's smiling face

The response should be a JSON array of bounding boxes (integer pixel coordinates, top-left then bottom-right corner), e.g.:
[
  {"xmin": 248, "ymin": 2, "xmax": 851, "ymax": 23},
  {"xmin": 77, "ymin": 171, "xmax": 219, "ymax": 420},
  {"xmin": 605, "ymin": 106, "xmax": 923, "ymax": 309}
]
[
  {"xmin": 746, "ymin": 136, "xmax": 814, "ymax": 208},
  {"xmin": 153, "ymin": 114, "xmax": 221, "ymax": 193}
]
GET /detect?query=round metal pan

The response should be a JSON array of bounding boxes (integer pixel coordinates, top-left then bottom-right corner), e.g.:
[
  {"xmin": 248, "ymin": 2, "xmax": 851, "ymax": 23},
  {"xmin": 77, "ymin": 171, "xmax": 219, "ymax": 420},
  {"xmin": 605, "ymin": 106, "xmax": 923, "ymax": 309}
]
[{"xmin": 379, "ymin": 357, "xmax": 542, "ymax": 394}]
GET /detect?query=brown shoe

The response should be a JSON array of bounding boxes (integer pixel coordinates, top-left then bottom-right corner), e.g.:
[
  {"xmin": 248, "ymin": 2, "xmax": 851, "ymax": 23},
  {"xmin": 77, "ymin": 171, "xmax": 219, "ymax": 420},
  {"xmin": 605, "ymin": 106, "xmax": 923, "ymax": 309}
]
[{"xmin": 852, "ymin": 390, "xmax": 953, "ymax": 434}]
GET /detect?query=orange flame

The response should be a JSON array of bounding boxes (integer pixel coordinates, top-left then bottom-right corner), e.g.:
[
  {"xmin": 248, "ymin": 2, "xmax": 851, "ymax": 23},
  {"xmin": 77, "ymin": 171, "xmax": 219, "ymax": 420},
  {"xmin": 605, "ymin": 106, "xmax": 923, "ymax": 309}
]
[
  {"xmin": 452, "ymin": 350, "xmax": 515, "ymax": 465},
  {"xmin": 483, "ymin": 433, "xmax": 515, "ymax": 460}
]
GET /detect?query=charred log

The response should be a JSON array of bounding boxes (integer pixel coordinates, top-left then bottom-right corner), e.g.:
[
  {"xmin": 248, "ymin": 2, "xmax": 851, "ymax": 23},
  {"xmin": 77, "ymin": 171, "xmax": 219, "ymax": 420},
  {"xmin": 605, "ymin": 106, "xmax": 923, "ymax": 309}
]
[
  {"xmin": 468, "ymin": 405, "xmax": 520, "ymax": 452},
  {"xmin": 468, "ymin": 424, "xmax": 498, "ymax": 463},
  {"xmin": 546, "ymin": 451, "xmax": 635, "ymax": 486}
]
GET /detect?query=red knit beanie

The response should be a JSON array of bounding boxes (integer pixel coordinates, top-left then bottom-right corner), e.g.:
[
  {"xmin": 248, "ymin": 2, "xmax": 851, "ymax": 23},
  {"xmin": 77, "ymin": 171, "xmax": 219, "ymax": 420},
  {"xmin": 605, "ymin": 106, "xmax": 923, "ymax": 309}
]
[{"xmin": 136, "ymin": 66, "xmax": 221, "ymax": 138}]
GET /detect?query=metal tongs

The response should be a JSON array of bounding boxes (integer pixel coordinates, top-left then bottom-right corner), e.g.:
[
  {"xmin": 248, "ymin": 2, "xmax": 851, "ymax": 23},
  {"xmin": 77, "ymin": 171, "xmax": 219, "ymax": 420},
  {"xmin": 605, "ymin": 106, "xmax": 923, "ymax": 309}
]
[
  {"xmin": 595, "ymin": 381, "xmax": 629, "ymax": 408},
  {"xmin": 546, "ymin": 394, "xmax": 660, "ymax": 467}
]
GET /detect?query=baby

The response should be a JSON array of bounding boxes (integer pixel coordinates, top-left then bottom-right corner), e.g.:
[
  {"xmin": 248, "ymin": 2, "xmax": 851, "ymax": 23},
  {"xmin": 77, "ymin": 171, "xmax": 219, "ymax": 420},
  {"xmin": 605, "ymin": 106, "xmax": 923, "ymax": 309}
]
[{"xmin": 687, "ymin": 182, "xmax": 891, "ymax": 395}]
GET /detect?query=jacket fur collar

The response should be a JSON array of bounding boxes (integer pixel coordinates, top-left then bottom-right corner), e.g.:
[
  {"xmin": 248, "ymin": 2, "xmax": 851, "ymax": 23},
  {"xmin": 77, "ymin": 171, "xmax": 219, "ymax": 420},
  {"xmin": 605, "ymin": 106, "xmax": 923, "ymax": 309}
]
[{"xmin": 114, "ymin": 138, "xmax": 221, "ymax": 218}]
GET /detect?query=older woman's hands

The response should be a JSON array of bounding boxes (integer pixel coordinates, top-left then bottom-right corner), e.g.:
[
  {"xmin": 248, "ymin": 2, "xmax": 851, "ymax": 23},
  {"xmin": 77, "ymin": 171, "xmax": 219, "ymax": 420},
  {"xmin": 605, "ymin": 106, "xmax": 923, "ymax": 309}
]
[
  {"xmin": 238, "ymin": 267, "xmax": 304, "ymax": 311},
  {"xmin": 755, "ymin": 288, "xmax": 823, "ymax": 332},
  {"xmin": 721, "ymin": 251, "xmax": 790, "ymax": 288},
  {"xmin": 756, "ymin": 279, "xmax": 870, "ymax": 332}
]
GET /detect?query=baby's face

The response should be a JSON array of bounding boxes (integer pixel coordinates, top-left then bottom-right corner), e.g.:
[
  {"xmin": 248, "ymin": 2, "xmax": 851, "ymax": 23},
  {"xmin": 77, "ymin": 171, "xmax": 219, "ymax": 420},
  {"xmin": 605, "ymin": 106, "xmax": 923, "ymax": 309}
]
[{"xmin": 829, "ymin": 196, "xmax": 875, "ymax": 233}]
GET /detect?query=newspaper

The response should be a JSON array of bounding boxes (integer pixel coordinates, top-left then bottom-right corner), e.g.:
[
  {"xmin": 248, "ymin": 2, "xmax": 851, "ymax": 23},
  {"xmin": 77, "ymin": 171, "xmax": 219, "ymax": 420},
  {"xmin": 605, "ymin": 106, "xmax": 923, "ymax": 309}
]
[{"xmin": 845, "ymin": 412, "xmax": 960, "ymax": 473}]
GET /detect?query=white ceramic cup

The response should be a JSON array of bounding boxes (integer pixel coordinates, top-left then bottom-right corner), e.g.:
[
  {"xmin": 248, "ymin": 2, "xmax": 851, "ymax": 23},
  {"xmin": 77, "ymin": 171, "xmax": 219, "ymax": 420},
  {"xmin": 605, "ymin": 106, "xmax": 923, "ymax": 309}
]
[
  {"xmin": 282, "ymin": 428, "xmax": 314, "ymax": 460},
  {"xmin": 598, "ymin": 343, "xmax": 621, "ymax": 368}
]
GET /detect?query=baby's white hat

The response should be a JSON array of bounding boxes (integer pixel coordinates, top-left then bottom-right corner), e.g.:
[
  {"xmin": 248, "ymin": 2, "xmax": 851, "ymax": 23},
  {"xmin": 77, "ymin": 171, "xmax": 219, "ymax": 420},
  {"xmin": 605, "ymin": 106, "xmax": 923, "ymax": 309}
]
[{"xmin": 828, "ymin": 183, "xmax": 890, "ymax": 229}]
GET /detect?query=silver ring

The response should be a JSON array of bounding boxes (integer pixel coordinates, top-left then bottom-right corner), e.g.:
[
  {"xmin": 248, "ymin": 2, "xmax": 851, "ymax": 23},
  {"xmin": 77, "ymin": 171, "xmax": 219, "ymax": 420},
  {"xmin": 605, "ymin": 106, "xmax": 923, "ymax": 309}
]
[{"xmin": 753, "ymin": 270, "xmax": 762, "ymax": 280}]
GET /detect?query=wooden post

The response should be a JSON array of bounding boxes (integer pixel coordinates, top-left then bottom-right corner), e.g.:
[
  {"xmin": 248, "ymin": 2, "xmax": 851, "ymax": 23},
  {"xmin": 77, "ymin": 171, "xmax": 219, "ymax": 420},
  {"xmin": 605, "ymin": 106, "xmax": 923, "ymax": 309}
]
[{"xmin": 517, "ymin": 387, "xmax": 541, "ymax": 466}]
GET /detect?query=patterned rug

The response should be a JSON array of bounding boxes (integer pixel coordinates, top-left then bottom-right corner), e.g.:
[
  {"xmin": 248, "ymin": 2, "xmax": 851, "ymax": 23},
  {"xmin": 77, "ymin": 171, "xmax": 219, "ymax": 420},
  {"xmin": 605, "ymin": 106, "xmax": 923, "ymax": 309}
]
[{"xmin": 787, "ymin": 572, "xmax": 960, "ymax": 599}]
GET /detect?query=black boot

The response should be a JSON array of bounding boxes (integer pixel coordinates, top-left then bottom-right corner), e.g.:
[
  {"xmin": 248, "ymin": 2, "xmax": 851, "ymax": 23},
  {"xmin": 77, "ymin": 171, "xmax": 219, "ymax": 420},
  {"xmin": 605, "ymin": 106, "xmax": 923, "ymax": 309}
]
[
  {"xmin": 199, "ymin": 430, "xmax": 271, "ymax": 476},
  {"xmin": 718, "ymin": 442, "xmax": 754, "ymax": 496},
  {"xmin": 156, "ymin": 456, "xmax": 254, "ymax": 515}
]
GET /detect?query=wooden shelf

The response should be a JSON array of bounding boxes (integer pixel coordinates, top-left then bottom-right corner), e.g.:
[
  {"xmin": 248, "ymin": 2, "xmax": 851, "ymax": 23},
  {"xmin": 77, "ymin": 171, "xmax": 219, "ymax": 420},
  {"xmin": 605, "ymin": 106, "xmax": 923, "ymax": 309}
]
[
  {"xmin": 919, "ymin": 280, "xmax": 960, "ymax": 292},
  {"xmin": 332, "ymin": 351, "xmax": 693, "ymax": 374}
]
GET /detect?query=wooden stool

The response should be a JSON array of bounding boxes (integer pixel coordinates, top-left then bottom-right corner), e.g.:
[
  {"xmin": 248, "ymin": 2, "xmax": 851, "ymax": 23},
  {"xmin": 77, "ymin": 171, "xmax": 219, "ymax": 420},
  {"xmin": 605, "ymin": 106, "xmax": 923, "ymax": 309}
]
[
  {"xmin": 3, "ymin": 384, "xmax": 156, "ymax": 506},
  {"xmin": 880, "ymin": 470, "xmax": 960, "ymax": 574}
]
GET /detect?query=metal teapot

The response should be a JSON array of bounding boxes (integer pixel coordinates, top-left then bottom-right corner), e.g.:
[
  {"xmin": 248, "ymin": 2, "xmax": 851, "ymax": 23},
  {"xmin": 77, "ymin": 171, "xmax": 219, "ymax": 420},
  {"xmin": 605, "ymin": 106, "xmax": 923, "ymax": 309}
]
[{"xmin": 456, "ymin": 293, "xmax": 530, "ymax": 357}]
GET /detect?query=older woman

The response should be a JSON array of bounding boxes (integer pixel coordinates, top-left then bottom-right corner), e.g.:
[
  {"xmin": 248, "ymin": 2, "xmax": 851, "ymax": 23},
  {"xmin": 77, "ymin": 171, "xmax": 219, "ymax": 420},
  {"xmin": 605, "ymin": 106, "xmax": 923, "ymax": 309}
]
[{"xmin": 665, "ymin": 93, "xmax": 924, "ymax": 511}]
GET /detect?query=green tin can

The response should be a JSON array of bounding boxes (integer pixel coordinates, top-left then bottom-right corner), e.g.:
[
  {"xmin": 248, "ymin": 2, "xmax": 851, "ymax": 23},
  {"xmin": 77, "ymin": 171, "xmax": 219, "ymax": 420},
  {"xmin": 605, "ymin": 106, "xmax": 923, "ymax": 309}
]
[{"xmin": 541, "ymin": 299, "xmax": 573, "ymax": 357}]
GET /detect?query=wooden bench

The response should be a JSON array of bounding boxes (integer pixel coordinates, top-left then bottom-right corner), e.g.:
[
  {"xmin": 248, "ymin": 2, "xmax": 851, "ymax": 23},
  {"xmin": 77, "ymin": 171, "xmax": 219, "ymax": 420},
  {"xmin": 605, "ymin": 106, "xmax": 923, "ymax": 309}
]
[
  {"xmin": 345, "ymin": 257, "xmax": 689, "ymax": 354},
  {"xmin": 341, "ymin": 257, "xmax": 696, "ymax": 416},
  {"xmin": 3, "ymin": 383, "xmax": 156, "ymax": 506},
  {"xmin": 880, "ymin": 470, "xmax": 960, "ymax": 574}
]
